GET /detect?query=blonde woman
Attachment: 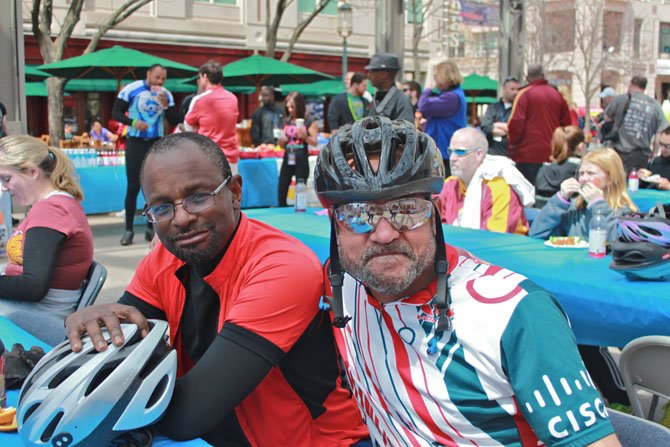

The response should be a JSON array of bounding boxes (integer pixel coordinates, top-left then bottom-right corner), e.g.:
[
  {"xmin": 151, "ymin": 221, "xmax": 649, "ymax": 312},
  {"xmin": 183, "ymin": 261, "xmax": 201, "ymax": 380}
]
[
  {"xmin": 535, "ymin": 125, "xmax": 585, "ymax": 197},
  {"xmin": 417, "ymin": 60, "xmax": 467, "ymax": 175},
  {"xmin": 0, "ymin": 136, "xmax": 93, "ymax": 322},
  {"xmin": 530, "ymin": 147, "xmax": 637, "ymax": 241}
]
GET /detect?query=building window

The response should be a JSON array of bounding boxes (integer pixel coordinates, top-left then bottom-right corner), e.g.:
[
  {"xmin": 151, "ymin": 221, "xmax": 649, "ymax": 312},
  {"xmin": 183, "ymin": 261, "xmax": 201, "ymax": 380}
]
[
  {"xmin": 660, "ymin": 22, "xmax": 670, "ymax": 55},
  {"xmin": 473, "ymin": 31, "xmax": 498, "ymax": 58},
  {"xmin": 407, "ymin": 0, "xmax": 423, "ymax": 24},
  {"xmin": 633, "ymin": 19, "xmax": 642, "ymax": 59},
  {"xmin": 602, "ymin": 10, "xmax": 623, "ymax": 53},
  {"xmin": 298, "ymin": 0, "xmax": 337, "ymax": 15},
  {"xmin": 544, "ymin": 9, "xmax": 575, "ymax": 53},
  {"xmin": 194, "ymin": 0, "xmax": 236, "ymax": 4},
  {"xmin": 447, "ymin": 34, "xmax": 465, "ymax": 59}
]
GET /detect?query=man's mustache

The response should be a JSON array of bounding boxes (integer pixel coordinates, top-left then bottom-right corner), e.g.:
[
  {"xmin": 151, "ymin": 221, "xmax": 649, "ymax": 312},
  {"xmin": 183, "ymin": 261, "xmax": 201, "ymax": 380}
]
[{"xmin": 361, "ymin": 241, "xmax": 415, "ymax": 264}]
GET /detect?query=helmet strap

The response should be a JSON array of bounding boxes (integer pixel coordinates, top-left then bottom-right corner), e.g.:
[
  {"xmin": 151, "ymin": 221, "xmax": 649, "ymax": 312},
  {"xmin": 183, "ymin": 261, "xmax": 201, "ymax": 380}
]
[
  {"xmin": 328, "ymin": 215, "xmax": 352, "ymax": 328},
  {"xmin": 433, "ymin": 206, "xmax": 452, "ymax": 332}
]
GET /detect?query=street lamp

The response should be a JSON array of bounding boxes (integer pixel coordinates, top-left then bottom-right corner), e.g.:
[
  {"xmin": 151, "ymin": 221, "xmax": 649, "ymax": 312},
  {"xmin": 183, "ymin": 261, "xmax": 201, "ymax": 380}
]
[{"xmin": 337, "ymin": 1, "xmax": 353, "ymax": 81}]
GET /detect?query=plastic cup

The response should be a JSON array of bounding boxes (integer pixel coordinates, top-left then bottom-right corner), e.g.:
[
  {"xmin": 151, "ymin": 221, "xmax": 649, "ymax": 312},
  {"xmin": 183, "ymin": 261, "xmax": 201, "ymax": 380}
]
[{"xmin": 295, "ymin": 118, "xmax": 305, "ymax": 129}]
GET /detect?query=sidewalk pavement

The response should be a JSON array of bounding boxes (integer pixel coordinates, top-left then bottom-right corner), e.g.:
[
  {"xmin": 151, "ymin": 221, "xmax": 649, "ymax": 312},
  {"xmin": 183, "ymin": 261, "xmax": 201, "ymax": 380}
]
[{"xmin": 88, "ymin": 214, "xmax": 152, "ymax": 304}]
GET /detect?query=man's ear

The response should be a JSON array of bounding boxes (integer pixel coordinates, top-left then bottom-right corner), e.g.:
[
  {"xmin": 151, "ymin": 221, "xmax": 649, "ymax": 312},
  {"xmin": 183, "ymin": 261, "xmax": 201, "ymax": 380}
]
[{"xmin": 229, "ymin": 174, "xmax": 243, "ymax": 210}]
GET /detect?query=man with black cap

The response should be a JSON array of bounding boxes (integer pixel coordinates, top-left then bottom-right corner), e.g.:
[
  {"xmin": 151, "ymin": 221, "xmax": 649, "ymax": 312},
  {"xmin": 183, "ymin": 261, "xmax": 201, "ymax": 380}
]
[{"xmin": 365, "ymin": 52, "xmax": 414, "ymax": 122}]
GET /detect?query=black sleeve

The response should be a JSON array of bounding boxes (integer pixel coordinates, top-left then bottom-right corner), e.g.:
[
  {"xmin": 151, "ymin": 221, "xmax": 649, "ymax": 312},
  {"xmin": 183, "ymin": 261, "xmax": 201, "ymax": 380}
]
[
  {"xmin": 112, "ymin": 98, "xmax": 133, "ymax": 126},
  {"xmin": 164, "ymin": 105, "xmax": 180, "ymax": 127},
  {"xmin": 117, "ymin": 291, "xmax": 167, "ymax": 320},
  {"xmin": 480, "ymin": 102, "xmax": 498, "ymax": 138},
  {"xmin": 327, "ymin": 95, "xmax": 342, "ymax": 131},
  {"xmin": 0, "ymin": 103, "xmax": 6, "ymax": 115},
  {"xmin": 250, "ymin": 110, "xmax": 262, "ymax": 146},
  {"xmin": 0, "ymin": 227, "xmax": 65, "ymax": 302},
  {"xmin": 156, "ymin": 322, "xmax": 285, "ymax": 441}
]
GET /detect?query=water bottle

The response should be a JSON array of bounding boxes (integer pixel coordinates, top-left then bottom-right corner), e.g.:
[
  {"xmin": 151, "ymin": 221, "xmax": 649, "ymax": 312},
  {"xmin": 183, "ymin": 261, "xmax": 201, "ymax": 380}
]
[
  {"xmin": 628, "ymin": 168, "xmax": 639, "ymax": 192},
  {"xmin": 588, "ymin": 209, "xmax": 607, "ymax": 258},
  {"xmin": 295, "ymin": 179, "xmax": 307, "ymax": 213}
]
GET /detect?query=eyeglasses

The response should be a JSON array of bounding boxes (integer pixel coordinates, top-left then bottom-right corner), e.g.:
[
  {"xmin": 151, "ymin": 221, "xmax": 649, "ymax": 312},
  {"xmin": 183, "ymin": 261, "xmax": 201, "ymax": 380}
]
[
  {"xmin": 504, "ymin": 76, "xmax": 520, "ymax": 83},
  {"xmin": 334, "ymin": 198, "xmax": 433, "ymax": 235},
  {"xmin": 144, "ymin": 176, "xmax": 231, "ymax": 223},
  {"xmin": 447, "ymin": 147, "xmax": 479, "ymax": 157}
]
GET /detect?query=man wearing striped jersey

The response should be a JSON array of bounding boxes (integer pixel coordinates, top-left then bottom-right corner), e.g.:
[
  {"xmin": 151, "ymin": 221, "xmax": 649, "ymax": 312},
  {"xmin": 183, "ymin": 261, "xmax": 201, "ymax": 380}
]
[{"xmin": 314, "ymin": 116, "xmax": 620, "ymax": 446}]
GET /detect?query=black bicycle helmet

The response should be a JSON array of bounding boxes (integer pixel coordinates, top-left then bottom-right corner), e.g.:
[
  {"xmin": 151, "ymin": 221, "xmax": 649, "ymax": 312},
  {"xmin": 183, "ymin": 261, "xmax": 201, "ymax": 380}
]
[
  {"xmin": 17, "ymin": 320, "xmax": 177, "ymax": 447},
  {"xmin": 316, "ymin": 117, "xmax": 452, "ymax": 332},
  {"xmin": 315, "ymin": 116, "xmax": 445, "ymax": 207},
  {"xmin": 609, "ymin": 240, "xmax": 670, "ymax": 281}
]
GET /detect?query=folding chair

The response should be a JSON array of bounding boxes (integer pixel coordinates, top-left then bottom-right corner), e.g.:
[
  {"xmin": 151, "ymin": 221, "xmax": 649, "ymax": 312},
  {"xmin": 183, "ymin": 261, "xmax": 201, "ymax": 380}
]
[
  {"xmin": 619, "ymin": 335, "xmax": 670, "ymax": 420},
  {"xmin": 608, "ymin": 408, "xmax": 670, "ymax": 447},
  {"xmin": 76, "ymin": 260, "xmax": 108, "ymax": 311}
]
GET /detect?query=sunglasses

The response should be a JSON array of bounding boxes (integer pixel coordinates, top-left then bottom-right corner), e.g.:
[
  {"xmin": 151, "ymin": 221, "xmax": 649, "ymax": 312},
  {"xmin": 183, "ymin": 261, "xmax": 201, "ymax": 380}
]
[
  {"xmin": 334, "ymin": 198, "xmax": 433, "ymax": 235},
  {"xmin": 447, "ymin": 147, "xmax": 479, "ymax": 157}
]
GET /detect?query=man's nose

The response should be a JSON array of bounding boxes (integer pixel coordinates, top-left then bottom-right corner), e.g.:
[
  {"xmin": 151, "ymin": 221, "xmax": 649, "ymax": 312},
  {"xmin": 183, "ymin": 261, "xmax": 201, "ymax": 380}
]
[
  {"xmin": 172, "ymin": 202, "xmax": 197, "ymax": 227},
  {"xmin": 369, "ymin": 218, "xmax": 399, "ymax": 244}
]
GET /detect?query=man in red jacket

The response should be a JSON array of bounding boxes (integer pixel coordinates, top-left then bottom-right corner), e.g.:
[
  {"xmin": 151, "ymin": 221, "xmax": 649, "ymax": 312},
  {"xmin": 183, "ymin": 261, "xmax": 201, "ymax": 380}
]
[{"xmin": 507, "ymin": 65, "xmax": 571, "ymax": 185}]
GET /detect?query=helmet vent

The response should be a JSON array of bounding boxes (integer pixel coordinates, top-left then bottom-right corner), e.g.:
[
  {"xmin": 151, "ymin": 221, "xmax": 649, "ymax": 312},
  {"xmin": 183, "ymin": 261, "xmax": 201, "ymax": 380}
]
[
  {"xmin": 84, "ymin": 357, "xmax": 125, "ymax": 396},
  {"xmin": 146, "ymin": 374, "xmax": 169, "ymax": 409},
  {"xmin": 23, "ymin": 403, "xmax": 41, "ymax": 424},
  {"xmin": 40, "ymin": 411, "xmax": 64, "ymax": 442}
]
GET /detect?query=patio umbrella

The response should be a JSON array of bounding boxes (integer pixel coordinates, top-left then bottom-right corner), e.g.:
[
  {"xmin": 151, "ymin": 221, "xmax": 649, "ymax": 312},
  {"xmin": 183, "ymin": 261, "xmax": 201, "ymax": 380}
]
[
  {"xmin": 223, "ymin": 54, "xmax": 333, "ymax": 97},
  {"xmin": 39, "ymin": 45, "xmax": 198, "ymax": 91},
  {"xmin": 280, "ymin": 77, "xmax": 375, "ymax": 97},
  {"xmin": 25, "ymin": 66, "xmax": 51, "ymax": 82},
  {"xmin": 461, "ymin": 73, "xmax": 498, "ymax": 122},
  {"xmin": 25, "ymin": 82, "xmax": 71, "ymax": 97}
]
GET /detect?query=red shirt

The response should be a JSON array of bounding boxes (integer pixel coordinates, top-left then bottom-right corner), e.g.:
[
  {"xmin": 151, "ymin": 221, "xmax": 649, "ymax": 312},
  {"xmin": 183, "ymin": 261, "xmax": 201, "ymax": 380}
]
[
  {"xmin": 507, "ymin": 79, "xmax": 571, "ymax": 164},
  {"xmin": 127, "ymin": 214, "xmax": 367, "ymax": 446},
  {"xmin": 5, "ymin": 193, "xmax": 93, "ymax": 290},
  {"xmin": 185, "ymin": 85, "xmax": 240, "ymax": 163}
]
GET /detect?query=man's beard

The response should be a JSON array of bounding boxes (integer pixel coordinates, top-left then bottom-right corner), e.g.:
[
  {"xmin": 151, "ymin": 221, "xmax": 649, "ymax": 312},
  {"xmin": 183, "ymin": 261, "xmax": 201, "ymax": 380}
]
[
  {"xmin": 160, "ymin": 222, "xmax": 220, "ymax": 265},
  {"xmin": 339, "ymin": 237, "xmax": 436, "ymax": 299}
]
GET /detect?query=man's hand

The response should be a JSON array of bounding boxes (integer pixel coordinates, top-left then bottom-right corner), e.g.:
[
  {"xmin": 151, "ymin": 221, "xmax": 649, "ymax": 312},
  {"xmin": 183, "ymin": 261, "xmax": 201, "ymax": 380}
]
[
  {"xmin": 657, "ymin": 177, "xmax": 670, "ymax": 191},
  {"xmin": 492, "ymin": 122, "xmax": 508, "ymax": 137},
  {"xmin": 65, "ymin": 303, "xmax": 149, "ymax": 353},
  {"xmin": 134, "ymin": 120, "xmax": 149, "ymax": 131},
  {"xmin": 560, "ymin": 178, "xmax": 581, "ymax": 200},
  {"xmin": 637, "ymin": 168, "xmax": 653, "ymax": 178}
]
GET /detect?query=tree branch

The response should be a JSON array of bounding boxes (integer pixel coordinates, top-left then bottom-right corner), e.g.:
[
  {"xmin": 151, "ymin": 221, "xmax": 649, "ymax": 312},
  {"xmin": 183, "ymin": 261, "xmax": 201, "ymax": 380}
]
[
  {"xmin": 267, "ymin": 0, "xmax": 288, "ymax": 58},
  {"xmin": 54, "ymin": 0, "xmax": 85, "ymax": 60},
  {"xmin": 84, "ymin": 0, "xmax": 153, "ymax": 54},
  {"xmin": 280, "ymin": 0, "xmax": 329, "ymax": 62}
]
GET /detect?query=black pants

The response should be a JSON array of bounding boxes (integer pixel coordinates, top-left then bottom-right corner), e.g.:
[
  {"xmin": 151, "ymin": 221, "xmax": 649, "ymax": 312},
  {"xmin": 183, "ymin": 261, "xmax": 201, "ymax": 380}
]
[
  {"xmin": 516, "ymin": 162, "xmax": 542, "ymax": 186},
  {"xmin": 125, "ymin": 137, "xmax": 157, "ymax": 231},
  {"xmin": 578, "ymin": 345, "xmax": 630, "ymax": 405},
  {"xmin": 615, "ymin": 149, "xmax": 650, "ymax": 176},
  {"xmin": 277, "ymin": 149, "xmax": 309, "ymax": 207}
]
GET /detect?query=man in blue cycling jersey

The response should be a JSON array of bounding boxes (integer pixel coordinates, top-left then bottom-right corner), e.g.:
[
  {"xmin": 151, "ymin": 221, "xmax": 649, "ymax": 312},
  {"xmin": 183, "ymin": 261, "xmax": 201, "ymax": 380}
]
[{"xmin": 315, "ymin": 116, "xmax": 621, "ymax": 446}]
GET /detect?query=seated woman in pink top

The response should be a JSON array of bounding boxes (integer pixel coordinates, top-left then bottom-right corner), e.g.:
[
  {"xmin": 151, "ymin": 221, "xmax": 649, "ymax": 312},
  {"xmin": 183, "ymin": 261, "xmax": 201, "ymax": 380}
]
[{"xmin": 0, "ymin": 136, "xmax": 93, "ymax": 325}]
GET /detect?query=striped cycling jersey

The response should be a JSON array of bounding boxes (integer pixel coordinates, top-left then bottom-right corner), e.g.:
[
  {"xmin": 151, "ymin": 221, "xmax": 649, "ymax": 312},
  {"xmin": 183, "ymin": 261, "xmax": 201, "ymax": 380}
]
[
  {"xmin": 330, "ymin": 245, "xmax": 615, "ymax": 447},
  {"xmin": 117, "ymin": 80, "xmax": 175, "ymax": 139}
]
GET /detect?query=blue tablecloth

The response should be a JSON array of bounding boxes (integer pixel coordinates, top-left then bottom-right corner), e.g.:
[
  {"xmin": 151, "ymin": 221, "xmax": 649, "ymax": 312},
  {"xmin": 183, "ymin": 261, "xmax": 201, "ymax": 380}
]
[
  {"xmin": 629, "ymin": 188, "xmax": 668, "ymax": 212},
  {"xmin": 77, "ymin": 166, "xmax": 144, "ymax": 215},
  {"xmin": 244, "ymin": 208, "xmax": 670, "ymax": 348},
  {"xmin": 0, "ymin": 316, "xmax": 210, "ymax": 447},
  {"xmin": 238, "ymin": 158, "xmax": 278, "ymax": 208},
  {"xmin": 76, "ymin": 159, "xmax": 279, "ymax": 215}
]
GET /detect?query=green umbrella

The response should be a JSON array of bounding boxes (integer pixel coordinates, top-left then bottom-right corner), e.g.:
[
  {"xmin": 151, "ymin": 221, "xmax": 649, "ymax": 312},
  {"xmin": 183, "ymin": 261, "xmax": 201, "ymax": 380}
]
[
  {"xmin": 39, "ymin": 45, "xmax": 198, "ymax": 91},
  {"xmin": 223, "ymin": 55, "xmax": 333, "ymax": 94},
  {"xmin": 280, "ymin": 77, "xmax": 375, "ymax": 97},
  {"xmin": 25, "ymin": 66, "xmax": 51, "ymax": 82},
  {"xmin": 461, "ymin": 74, "xmax": 498, "ymax": 121},
  {"xmin": 179, "ymin": 75, "xmax": 256, "ymax": 95},
  {"xmin": 63, "ymin": 78, "xmax": 198, "ymax": 93},
  {"xmin": 25, "ymin": 82, "xmax": 70, "ymax": 97}
]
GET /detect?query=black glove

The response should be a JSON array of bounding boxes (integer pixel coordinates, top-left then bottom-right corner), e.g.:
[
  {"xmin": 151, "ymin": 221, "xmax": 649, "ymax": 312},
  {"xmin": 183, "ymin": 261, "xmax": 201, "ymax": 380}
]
[{"xmin": 3, "ymin": 344, "xmax": 46, "ymax": 390}]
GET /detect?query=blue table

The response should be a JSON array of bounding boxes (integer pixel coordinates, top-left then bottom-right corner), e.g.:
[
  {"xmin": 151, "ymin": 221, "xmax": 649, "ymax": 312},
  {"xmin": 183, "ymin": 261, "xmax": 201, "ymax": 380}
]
[
  {"xmin": 0, "ymin": 317, "xmax": 210, "ymax": 447},
  {"xmin": 244, "ymin": 208, "xmax": 670, "ymax": 348},
  {"xmin": 238, "ymin": 158, "xmax": 278, "ymax": 208},
  {"xmin": 75, "ymin": 159, "xmax": 278, "ymax": 215},
  {"xmin": 629, "ymin": 188, "xmax": 668, "ymax": 212},
  {"xmin": 76, "ymin": 166, "xmax": 144, "ymax": 215}
]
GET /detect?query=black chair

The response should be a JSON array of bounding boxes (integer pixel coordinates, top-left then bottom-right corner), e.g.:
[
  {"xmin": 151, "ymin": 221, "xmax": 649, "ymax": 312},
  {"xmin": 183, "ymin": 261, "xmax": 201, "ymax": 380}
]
[
  {"xmin": 608, "ymin": 408, "xmax": 670, "ymax": 446},
  {"xmin": 76, "ymin": 260, "xmax": 107, "ymax": 310}
]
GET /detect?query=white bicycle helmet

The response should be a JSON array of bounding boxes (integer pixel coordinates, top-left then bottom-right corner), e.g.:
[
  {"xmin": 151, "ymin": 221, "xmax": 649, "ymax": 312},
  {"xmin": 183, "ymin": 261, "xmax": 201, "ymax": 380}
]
[{"xmin": 17, "ymin": 320, "xmax": 177, "ymax": 447}]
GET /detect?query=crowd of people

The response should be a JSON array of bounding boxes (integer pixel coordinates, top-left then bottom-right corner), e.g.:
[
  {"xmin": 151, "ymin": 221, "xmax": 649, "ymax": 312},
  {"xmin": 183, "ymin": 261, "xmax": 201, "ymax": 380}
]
[{"xmin": 3, "ymin": 49, "xmax": 670, "ymax": 446}]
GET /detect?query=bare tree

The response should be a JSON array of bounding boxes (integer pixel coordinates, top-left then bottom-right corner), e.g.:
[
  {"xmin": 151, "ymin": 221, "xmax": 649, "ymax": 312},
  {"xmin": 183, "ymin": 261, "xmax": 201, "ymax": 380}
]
[
  {"xmin": 572, "ymin": 0, "xmax": 608, "ymax": 138},
  {"xmin": 31, "ymin": 0, "xmax": 152, "ymax": 145},
  {"xmin": 407, "ymin": 0, "xmax": 439, "ymax": 81},
  {"xmin": 265, "ymin": 0, "xmax": 331, "ymax": 62}
]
